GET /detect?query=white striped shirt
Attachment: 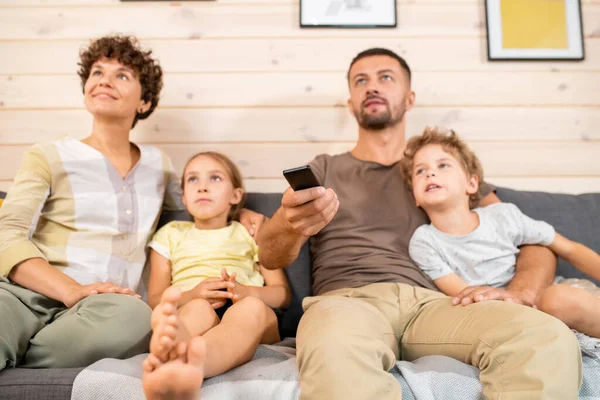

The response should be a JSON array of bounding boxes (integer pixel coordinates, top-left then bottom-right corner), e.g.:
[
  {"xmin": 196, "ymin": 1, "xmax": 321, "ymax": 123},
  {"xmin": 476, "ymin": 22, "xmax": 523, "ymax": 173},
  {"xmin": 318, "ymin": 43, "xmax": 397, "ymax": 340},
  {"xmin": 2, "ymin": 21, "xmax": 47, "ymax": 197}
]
[{"xmin": 0, "ymin": 138, "xmax": 184, "ymax": 292}]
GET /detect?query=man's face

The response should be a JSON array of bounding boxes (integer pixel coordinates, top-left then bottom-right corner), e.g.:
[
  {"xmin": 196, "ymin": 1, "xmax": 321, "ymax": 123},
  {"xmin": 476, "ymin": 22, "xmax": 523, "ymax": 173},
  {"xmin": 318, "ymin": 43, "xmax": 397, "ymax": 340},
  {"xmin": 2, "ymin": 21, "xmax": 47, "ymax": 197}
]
[{"xmin": 347, "ymin": 55, "xmax": 414, "ymax": 130}]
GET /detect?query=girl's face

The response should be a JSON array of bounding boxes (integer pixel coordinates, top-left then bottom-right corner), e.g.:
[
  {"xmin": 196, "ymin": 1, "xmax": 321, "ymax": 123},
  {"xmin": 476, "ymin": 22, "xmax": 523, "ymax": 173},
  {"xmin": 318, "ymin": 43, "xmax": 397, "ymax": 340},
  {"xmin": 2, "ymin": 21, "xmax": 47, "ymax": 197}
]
[
  {"xmin": 83, "ymin": 57, "xmax": 150, "ymax": 125},
  {"xmin": 182, "ymin": 155, "xmax": 243, "ymax": 228}
]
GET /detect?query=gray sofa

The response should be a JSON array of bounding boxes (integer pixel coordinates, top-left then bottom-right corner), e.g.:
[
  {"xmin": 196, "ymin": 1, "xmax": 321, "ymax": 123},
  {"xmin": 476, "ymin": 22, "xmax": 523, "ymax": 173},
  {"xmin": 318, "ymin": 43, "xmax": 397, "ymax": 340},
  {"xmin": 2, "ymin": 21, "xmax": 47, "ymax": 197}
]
[{"xmin": 1, "ymin": 187, "xmax": 599, "ymax": 399}]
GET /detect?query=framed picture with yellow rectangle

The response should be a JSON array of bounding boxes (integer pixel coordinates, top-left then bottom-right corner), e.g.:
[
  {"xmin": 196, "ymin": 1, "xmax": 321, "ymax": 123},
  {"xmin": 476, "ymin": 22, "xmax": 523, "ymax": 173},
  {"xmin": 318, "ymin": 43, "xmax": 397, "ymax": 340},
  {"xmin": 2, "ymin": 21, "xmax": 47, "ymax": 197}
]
[{"xmin": 485, "ymin": 0, "xmax": 584, "ymax": 60}]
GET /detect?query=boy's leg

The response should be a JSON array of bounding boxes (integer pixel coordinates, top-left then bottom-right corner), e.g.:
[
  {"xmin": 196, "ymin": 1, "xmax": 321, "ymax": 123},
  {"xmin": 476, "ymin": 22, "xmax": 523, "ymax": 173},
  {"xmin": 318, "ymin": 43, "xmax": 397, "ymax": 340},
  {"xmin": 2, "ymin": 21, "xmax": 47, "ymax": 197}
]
[
  {"xmin": 402, "ymin": 294, "xmax": 582, "ymax": 400},
  {"xmin": 22, "ymin": 293, "xmax": 152, "ymax": 368},
  {"xmin": 0, "ymin": 282, "xmax": 60, "ymax": 370},
  {"xmin": 536, "ymin": 283, "xmax": 600, "ymax": 337},
  {"xmin": 296, "ymin": 284, "xmax": 404, "ymax": 400}
]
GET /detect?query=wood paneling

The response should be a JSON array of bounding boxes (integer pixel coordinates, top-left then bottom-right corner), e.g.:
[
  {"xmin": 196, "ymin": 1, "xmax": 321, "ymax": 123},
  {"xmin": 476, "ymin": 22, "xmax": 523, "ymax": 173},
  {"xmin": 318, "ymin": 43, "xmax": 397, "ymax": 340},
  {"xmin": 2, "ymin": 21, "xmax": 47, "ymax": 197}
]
[
  {"xmin": 1, "ymin": 4, "xmax": 598, "ymax": 40},
  {"xmin": 1, "ymin": 107, "xmax": 598, "ymax": 144},
  {"xmin": 0, "ymin": 0, "xmax": 598, "ymax": 194}
]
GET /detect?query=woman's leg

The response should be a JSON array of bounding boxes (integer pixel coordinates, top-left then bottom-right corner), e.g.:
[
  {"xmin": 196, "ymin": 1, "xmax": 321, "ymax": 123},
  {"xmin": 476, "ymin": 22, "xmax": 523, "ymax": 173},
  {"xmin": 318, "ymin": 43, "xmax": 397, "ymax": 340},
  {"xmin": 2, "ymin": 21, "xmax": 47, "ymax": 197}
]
[
  {"xmin": 0, "ymin": 283, "xmax": 52, "ymax": 370},
  {"xmin": 23, "ymin": 293, "xmax": 152, "ymax": 368},
  {"xmin": 536, "ymin": 283, "xmax": 600, "ymax": 337}
]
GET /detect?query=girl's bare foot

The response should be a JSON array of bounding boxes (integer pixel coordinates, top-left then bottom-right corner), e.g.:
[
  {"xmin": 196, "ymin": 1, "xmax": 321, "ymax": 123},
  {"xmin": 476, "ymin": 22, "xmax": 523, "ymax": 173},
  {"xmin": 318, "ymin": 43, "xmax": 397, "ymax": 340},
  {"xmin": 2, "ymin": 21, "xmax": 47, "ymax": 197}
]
[
  {"xmin": 143, "ymin": 336, "xmax": 206, "ymax": 400},
  {"xmin": 149, "ymin": 287, "xmax": 191, "ymax": 362}
]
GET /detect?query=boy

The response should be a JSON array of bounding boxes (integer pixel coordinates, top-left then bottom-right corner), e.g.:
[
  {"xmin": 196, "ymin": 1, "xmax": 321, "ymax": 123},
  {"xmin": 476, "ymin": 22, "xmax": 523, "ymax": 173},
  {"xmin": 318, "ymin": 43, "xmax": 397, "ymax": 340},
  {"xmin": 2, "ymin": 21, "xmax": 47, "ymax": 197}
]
[{"xmin": 401, "ymin": 127, "xmax": 600, "ymax": 337}]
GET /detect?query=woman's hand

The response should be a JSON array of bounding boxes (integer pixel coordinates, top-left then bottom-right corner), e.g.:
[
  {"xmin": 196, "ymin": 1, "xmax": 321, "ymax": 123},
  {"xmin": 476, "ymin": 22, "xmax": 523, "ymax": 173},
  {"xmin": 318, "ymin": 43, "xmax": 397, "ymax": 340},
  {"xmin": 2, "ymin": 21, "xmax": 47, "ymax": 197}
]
[{"xmin": 63, "ymin": 282, "xmax": 140, "ymax": 308}]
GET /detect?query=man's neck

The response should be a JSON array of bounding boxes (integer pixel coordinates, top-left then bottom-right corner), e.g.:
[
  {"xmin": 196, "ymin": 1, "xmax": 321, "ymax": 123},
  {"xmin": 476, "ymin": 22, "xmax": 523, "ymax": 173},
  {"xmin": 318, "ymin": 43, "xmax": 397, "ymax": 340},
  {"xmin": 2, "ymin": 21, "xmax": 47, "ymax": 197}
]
[
  {"xmin": 426, "ymin": 204, "xmax": 480, "ymax": 236},
  {"xmin": 350, "ymin": 121, "xmax": 407, "ymax": 166}
]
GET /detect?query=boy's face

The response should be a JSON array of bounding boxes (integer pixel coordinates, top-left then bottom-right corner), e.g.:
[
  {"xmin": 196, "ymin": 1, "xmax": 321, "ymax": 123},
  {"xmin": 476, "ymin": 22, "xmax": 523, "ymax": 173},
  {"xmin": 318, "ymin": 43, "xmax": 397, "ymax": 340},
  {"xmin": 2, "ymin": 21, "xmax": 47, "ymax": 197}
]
[
  {"xmin": 411, "ymin": 144, "xmax": 478, "ymax": 212},
  {"xmin": 182, "ymin": 155, "xmax": 243, "ymax": 224}
]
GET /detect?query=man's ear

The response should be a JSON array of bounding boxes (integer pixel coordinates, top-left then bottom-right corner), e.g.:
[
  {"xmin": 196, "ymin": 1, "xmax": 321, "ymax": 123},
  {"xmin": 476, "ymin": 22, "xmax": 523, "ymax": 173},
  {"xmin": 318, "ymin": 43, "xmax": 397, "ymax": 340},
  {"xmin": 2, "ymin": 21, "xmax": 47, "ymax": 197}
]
[
  {"xmin": 467, "ymin": 174, "xmax": 479, "ymax": 196},
  {"xmin": 347, "ymin": 97, "xmax": 356, "ymax": 117},
  {"xmin": 230, "ymin": 188, "xmax": 243, "ymax": 205},
  {"xmin": 405, "ymin": 90, "xmax": 416, "ymax": 113}
]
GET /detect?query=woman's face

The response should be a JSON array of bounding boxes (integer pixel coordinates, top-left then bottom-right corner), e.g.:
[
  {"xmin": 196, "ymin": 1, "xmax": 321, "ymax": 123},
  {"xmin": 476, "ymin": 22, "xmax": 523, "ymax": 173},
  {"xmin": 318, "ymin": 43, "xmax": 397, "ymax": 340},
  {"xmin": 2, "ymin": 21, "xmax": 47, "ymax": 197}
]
[{"xmin": 83, "ymin": 57, "xmax": 150, "ymax": 124}]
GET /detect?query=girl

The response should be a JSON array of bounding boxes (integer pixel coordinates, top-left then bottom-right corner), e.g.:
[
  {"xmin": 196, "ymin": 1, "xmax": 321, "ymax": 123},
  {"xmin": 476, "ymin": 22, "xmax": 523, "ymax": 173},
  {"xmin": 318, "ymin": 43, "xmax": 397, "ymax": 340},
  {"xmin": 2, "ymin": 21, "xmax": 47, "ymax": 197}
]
[{"xmin": 142, "ymin": 151, "xmax": 291, "ymax": 400}]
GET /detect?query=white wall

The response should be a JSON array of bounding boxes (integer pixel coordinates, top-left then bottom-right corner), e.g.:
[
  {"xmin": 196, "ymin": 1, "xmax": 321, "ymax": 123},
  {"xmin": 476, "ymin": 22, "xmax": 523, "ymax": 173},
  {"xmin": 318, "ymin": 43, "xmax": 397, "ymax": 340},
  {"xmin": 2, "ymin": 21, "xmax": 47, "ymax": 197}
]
[{"xmin": 1, "ymin": 0, "xmax": 599, "ymax": 193}]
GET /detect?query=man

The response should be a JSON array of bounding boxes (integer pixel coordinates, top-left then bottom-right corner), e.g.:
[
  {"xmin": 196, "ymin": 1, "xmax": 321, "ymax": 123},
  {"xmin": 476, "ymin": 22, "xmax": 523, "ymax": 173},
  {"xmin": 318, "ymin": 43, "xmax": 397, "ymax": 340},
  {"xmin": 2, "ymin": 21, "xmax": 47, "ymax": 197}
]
[{"xmin": 256, "ymin": 48, "xmax": 581, "ymax": 400}]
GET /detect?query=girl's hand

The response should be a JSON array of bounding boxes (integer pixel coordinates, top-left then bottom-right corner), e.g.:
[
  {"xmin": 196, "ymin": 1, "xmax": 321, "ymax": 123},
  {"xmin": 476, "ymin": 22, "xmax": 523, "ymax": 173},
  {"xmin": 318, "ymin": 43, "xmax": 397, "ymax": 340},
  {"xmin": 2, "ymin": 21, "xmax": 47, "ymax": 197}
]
[
  {"xmin": 239, "ymin": 209, "xmax": 267, "ymax": 237},
  {"xmin": 221, "ymin": 268, "xmax": 249, "ymax": 303},
  {"xmin": 63, "ymin": 282, "xmax": 140, "ymax": 308},
  {"xmin": 191, "ymin": 277, "xmax": 234, "ymax": 306}
]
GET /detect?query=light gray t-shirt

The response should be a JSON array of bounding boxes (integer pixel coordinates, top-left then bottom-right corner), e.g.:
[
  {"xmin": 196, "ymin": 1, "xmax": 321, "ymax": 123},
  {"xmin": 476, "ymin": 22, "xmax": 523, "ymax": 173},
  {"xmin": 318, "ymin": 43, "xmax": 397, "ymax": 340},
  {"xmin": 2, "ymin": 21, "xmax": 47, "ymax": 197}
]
[{"xmin": 409, "ymin": 203, "xmax": 556, "ymax": 288}]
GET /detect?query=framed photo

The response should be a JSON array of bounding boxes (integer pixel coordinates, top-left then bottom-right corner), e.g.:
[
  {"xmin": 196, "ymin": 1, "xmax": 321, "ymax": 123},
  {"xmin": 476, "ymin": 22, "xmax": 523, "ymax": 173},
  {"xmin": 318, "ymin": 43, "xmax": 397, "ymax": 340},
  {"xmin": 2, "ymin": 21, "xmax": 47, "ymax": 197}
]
[
  {"xmin": 485, "ymin": 0, "xmax": 585, "ymax": 61},
  {"xmin": 300, "ymin": 0, "xmax": 396, "ymax": 28}
]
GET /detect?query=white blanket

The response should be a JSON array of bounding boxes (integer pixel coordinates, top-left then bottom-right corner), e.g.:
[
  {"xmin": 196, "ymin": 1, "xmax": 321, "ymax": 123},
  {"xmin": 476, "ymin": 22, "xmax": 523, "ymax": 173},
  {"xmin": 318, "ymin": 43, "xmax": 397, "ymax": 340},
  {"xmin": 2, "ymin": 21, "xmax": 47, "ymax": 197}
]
[{"xmin": 72, "ymin": 334, "xmax": 600, "ymax": 399}]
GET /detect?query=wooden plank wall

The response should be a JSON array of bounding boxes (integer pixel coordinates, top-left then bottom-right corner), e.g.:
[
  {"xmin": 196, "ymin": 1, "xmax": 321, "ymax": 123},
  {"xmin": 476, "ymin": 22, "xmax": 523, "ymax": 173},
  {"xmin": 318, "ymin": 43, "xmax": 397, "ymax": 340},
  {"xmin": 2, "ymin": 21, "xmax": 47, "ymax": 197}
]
[{"xmin": 0, "ymin": 0, "xmax": 599, "ymax": 194}]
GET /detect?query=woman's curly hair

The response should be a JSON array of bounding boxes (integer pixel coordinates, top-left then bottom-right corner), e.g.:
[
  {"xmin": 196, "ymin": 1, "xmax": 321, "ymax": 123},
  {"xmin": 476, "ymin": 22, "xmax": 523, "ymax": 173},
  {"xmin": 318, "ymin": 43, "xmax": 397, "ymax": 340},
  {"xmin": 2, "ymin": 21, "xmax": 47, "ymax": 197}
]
[
  {"xmin": 400, "ymin": 127, "xmax": 485, "ymax": 209},
  {"xmin": 78, "ymin": 35, "xmax": 163, "ymax": 128}
]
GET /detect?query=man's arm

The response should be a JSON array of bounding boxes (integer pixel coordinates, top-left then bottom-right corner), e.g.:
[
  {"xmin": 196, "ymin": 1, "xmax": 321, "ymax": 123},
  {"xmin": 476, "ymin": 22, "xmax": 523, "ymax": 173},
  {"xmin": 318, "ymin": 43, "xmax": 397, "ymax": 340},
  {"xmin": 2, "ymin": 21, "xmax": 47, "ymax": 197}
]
[
  {"xmin": 256, "ymin": 186, "xmax": 339, "ymax": 270},
  {"xmin": 453, "ymin": 191, "xmax": 556, "ymax": 306},
  {"xmin": 507, "ymin": 245, "xmax": 556, "ymax": 306}
]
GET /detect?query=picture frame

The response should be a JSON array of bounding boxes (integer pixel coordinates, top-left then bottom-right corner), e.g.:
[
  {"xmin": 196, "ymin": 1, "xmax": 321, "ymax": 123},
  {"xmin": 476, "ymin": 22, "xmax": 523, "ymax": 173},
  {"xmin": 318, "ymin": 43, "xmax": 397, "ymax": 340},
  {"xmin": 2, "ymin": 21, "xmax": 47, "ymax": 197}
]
[
  {"xmin": 300, "ymin": 0, "xmax": 396, "ymax": 29},
  {"xmin": 485, "ymin": 0, "xmax": 585, "ymax": 61}
]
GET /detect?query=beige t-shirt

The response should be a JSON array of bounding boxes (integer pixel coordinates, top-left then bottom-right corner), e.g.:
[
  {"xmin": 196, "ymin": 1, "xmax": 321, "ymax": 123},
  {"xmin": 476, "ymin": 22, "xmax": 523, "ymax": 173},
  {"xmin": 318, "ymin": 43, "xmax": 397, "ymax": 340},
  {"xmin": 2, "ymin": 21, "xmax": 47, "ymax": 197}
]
[{"xmin": 309, "ymin": 152, "xmax": 438, "ymax": 295}]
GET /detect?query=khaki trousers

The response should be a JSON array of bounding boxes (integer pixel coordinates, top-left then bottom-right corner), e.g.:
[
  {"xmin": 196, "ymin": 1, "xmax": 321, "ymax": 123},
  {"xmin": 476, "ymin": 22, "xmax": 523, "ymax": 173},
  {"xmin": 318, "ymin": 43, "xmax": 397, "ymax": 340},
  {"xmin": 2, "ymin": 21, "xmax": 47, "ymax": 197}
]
[
  {"xmin": 0, "ymin": 282, "xmax": 151, "ymax": 370},
  {"xmin": 297, "ymin": 282, "xmax": 582, "ymax": 400}
]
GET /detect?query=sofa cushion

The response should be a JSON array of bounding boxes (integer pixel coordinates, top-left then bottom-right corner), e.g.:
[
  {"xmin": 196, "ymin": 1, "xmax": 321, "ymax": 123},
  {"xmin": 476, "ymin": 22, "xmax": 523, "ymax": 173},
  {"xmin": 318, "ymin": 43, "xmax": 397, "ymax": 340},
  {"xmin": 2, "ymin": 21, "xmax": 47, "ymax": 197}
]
[
  {"xmin": 0, "ymin": 367, "xmax": 81, "ymax": 400},
  {"xmin": 495, "ymin": 186, "xmax": 600, "ymax": 283},
  {"xmin": 158, "ymin": 193, "xmax": 311, "ymax": 338}
]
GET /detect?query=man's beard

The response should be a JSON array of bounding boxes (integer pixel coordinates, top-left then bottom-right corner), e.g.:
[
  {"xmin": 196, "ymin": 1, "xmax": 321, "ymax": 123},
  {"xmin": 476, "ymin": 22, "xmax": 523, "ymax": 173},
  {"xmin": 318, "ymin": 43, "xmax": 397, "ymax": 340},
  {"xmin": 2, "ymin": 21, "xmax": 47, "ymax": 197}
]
[{"xmin": 356, "ymin": 103, "xmax": 406, "ymax": 130}]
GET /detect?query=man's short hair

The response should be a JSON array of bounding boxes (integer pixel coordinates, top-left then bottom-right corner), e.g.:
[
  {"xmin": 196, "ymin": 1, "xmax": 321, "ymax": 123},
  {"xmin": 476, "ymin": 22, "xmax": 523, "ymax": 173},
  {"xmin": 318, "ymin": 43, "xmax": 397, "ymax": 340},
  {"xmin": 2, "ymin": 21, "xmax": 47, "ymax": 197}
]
[
  {"xmin": 400, "ymin": 127, "xmax": 485, "ymax": 209},
  {"xmin": 347, "ymin": 48, "xmax": 412, "ymax": 84}
]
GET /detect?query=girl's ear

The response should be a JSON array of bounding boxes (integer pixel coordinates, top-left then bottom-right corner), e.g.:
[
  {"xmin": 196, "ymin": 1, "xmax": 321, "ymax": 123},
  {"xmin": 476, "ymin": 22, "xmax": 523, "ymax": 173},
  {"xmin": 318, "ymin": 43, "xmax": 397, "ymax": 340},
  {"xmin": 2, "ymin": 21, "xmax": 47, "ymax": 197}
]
[
  {"xmin": 230, "ymin": 188, "xmax": 243, "ymax": 205},
  {"xmin": 466, "ymin": 174, "xmax": 479, "ymax": 196}
]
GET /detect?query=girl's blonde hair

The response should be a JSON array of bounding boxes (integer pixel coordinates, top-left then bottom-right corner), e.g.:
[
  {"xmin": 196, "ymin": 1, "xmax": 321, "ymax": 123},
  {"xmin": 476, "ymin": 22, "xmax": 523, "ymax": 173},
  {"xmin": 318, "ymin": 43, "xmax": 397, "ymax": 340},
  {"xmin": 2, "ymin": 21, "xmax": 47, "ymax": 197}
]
[
  {"xmin": 400, "ymin": 127, "xmax": 485, "ymax": 209},
  {"xmin": 181, "ymin": 152, "xmax": 246, "ymax": 221}
]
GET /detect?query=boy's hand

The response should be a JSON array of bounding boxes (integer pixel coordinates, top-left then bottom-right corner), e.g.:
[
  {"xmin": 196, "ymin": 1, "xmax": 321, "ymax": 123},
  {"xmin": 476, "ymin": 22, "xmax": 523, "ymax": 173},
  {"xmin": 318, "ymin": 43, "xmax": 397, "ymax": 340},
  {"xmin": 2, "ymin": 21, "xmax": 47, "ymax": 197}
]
[
  {"xmin": 221, "ymin": 268, "xmax": 249, "ymax": 303},
  {"xmin": 63, "ymin": 282, "xmax": 140, "ymax": 308},
  {"xmin": 191, "ymin": 277, "xmax": 234, "ymax": 308}
]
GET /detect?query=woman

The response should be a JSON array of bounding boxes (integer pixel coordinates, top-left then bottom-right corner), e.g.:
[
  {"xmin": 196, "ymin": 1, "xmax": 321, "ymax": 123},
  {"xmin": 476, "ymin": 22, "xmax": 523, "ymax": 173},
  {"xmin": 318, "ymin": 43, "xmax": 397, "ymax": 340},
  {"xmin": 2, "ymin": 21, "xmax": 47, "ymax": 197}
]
[{"xmin": 0, "ymin": 35, "xmax": 263, "ymax": 370}]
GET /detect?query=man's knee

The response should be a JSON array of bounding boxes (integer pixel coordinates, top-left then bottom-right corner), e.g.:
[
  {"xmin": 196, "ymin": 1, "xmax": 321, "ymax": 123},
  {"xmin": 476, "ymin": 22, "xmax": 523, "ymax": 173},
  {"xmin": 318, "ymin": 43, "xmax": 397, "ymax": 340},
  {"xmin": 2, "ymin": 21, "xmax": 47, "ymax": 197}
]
[{"xmin": 298, "ymin": 297, "xmax": 384, "ymax": 354}]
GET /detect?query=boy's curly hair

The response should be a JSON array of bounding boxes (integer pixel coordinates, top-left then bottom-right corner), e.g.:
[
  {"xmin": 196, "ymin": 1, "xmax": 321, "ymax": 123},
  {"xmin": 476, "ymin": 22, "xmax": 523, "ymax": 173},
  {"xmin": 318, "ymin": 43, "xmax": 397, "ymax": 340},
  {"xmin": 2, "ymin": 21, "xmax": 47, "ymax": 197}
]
[
  {"xmin": 77, "ymin": 35, "xmax": 163, "ymax": 128},
  {"xmin": 181, "ymin": 152, "xmax": 247, "ymax": 222},
  {"xmin": 400, "ymin": 127, "xmax": 485, "ymax": 209}
]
